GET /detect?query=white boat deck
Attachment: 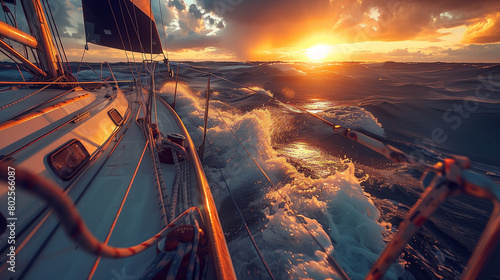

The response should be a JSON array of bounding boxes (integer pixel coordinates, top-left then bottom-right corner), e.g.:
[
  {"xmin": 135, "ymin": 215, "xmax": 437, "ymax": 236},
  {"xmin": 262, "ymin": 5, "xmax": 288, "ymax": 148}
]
[{"xmin": 13, "ymin": 92, "xmax": 190, "ymax": 279}]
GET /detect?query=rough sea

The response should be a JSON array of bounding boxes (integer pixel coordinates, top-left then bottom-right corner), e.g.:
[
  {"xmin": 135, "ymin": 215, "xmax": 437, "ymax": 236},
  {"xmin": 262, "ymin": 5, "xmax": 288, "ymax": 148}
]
[
  {"xmin": 152, "ymin": 61, "xmax": 500, "ymax": 280},
  {"xmin": 4, "ymin": 61, "xmax": 500, "ymax": 279}
]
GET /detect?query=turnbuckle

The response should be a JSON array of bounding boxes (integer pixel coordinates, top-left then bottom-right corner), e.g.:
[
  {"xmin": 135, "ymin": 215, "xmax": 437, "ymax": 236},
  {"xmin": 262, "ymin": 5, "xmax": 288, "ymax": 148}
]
[{"xmin": 366, "ymin": 156, "xmax": 500, "ymax": 280}]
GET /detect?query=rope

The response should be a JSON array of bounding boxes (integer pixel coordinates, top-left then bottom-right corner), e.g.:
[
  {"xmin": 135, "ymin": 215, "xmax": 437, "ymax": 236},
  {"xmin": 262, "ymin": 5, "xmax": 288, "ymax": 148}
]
[
  {"xmin": 170, "ymin": 149, "xmax": 181, "ymax": 219},
  {"xmin": 158, "ymin": 138, "xmax": 189, "ymax": 221},
  {"xmin": 180, "ymin": 165, "xmax": 189, "ymax": 216},
  {"xmin": 139, "ymin": 209, "xmax": 208, "ymax": 280},
  {"xmin": 137, "ymin": 118, "xmax": 170, "ymax": 227},
  {"xmin": 218, "ymin": 169, "xmax": 276, "ymax": 280}
]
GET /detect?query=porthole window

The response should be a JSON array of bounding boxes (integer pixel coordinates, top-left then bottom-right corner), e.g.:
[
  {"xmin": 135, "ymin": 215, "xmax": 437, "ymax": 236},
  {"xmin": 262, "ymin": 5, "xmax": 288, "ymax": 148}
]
[
  {"xmin": 108, "ymin": 108, "xmax": 123, "ymax": 125},
  {"xmin": 48, "ymin": 140, "xmax": 90, "ymax": 181}
]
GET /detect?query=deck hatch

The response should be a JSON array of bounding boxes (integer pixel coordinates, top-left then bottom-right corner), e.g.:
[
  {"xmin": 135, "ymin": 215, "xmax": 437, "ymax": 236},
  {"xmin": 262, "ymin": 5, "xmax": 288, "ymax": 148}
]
[
  {"xmin": 48, "ymin": 140, "xmax": 90, "ymax": 181},
  {"xmin": 107, "ymin": 108, "xmax": 123, "ymax": 125}
]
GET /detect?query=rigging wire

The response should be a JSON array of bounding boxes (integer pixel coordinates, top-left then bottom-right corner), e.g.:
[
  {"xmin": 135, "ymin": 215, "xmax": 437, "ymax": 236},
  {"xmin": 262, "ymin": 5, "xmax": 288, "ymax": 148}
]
[
  {"xmin": 76, "ymin": 46, "xmax": 87, "ymax": 79},
  {"xmin": 175, "ymin": 62, "xmax": 267, "ymax": 96},
  {"xmin": 1, "ymin": 1, "xmax": 30, "ymax": 68},
  {"xmin": 118, "ymin": 0, "xmax": 141, "ymax": 79},
  {"xmin": 120, "ymin": 4, "xmax": 140, "ymax": 80},
  {"xmin": 158, "ymin": 0, "xmax": 169, "ymax": 60},
  {"xmin": 15, "ymin": 63, "xmax": 27, "ymax": 86},
  {"xmin": 42, "ymin": 0, "xmax": 71, "ymax": 74},
  {"xmin": 107, "ymin": 0, "xmax": 136, "ymax": 80},
  {"xmin": 149, "ymin": 0, "xmax": 153, "ymax": 62}
]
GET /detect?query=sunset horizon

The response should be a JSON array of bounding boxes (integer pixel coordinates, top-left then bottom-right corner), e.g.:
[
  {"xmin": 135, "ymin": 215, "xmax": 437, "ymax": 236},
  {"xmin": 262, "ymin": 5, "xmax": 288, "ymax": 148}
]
[
  {"xmin": 10, "ymin": 0, "xmax": 498, "ymax": 63},
  {"xmin": 1, "ymin": 1, "xmax": 500, "ymax": 280}
]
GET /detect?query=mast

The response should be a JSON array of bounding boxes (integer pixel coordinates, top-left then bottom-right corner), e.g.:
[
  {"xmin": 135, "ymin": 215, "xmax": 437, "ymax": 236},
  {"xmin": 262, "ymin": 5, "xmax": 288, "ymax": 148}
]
[{"xmin": 20, "ymin": 0, "xmax": 63, "ymax": 79}]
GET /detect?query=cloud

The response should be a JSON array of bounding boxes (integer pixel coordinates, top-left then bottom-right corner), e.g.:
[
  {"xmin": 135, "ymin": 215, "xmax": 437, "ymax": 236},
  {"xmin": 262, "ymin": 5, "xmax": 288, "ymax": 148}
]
[
  {"xmin": 4, "ymin": 0, "xmax": 498, "ymax": 62},
  {"xmin": 177, "ymin": 6, "xmax": 206, "ymax": 35},
  {"xmin": 188, "ymin": 4, "xmax": 203, "ymax": 20},
  {"xmin": 46, "ymin": 0, "xmax": 75, "ymax": 38},
  {"xmin": 169, "ymin": 0, "xmax": 186, "ymax": 12},
  {"xmin": 187, "ymin": 0, "xmax": 500, "ymax": 60},
  {"xmin": 345, "ymin": 44, "xmax": 500, "ymax": 63},
  {"xmin": 463, "ymin": 12, "xmax": 500, "ymax": 43},
  {"xmin": 166, "ymin": 32, "xmax": 222, "ymax": 51},
  {"xmin": 206, "ymin": 15, "xmax": 216, "ymax": 26},
  {"xmin": 386, "ymin": 48, "xmax": 430, "ymax": 58},
  {"xmin": 442, "ymin": 44, "xmax": 500, "ymax": 61}
]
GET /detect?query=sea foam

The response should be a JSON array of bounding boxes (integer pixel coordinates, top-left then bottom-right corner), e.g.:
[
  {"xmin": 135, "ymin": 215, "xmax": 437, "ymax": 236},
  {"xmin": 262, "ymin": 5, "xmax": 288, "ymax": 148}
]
[{"xmin": 158, "ymin": 82, "xmax": 403, "ymax": 279}]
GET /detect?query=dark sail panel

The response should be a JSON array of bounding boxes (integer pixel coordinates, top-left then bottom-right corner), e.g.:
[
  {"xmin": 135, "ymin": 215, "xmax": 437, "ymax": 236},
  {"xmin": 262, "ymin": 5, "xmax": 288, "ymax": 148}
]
[{"xmin": 82, "ymin": 0, "xmax": 163, "ymax": 54}]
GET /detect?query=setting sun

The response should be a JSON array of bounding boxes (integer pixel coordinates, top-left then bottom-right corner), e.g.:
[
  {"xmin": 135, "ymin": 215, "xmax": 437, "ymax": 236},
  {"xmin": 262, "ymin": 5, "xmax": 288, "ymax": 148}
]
[{"xmin": 306, "ymin": 45, "xmax": 331, "ymax": 61}]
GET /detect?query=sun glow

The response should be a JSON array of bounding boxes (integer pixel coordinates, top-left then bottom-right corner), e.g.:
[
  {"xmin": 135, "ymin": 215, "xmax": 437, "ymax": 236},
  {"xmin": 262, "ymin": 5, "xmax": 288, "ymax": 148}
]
[{"xmin": 306, "ymin": 45, "xmax": 331, "ymax": 61}]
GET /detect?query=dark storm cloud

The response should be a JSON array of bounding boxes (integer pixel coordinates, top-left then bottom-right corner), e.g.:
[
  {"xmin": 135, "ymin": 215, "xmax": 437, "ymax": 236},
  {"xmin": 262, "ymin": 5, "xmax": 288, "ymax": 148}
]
[
  {"xmin": 169, "ymin": 0, "xmax": 187, "ymax": 11},
  {"xmin": 188, "ymin": 4, "xmax": 203, "ymax": 19},
  {"xmin": 206, "ymin": 15, "xmax": 216, "ymax": 26}
]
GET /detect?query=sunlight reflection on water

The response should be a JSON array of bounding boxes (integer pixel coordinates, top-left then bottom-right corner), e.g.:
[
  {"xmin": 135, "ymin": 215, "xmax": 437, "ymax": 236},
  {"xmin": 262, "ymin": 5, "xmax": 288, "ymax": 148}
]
[{"xmin": 302, "ymin": 99, "xmax": 336, "ymax": 114}]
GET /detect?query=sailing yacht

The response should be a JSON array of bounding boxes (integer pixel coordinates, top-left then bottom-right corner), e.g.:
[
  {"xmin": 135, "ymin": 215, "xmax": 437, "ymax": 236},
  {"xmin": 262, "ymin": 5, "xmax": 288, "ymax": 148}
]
[
  {"xmin": 0, "ymin": 0, "xmax": 235, "ymax": 279},
  {"xmin": 2, "ymin": 1, "xmax": 500, "ymax": 280}
]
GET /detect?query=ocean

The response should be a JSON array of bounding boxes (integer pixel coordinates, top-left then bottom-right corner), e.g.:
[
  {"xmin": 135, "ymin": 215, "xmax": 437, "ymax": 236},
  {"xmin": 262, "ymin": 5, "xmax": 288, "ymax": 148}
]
[
  {"xmin": 4, "ymin": 61, "xmax": 500, "ymax": 279},
  {"xmin": 151, "ymin": 61, "xmax": 500, "ymax": 280}
]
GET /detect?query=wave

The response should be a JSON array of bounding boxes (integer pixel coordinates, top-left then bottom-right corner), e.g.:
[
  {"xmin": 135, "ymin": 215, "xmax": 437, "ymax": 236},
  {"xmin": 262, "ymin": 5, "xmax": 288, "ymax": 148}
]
[{"xmin": 158, "ymin": 82, "xmax": 405, "ymax": 279}]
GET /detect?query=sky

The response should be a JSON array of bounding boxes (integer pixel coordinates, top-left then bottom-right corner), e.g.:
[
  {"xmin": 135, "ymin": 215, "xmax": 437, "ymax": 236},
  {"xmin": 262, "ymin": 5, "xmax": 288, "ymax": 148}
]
[{"xmin": 3, "ymin": 0, "xmax": 500, "ymax": 62}]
